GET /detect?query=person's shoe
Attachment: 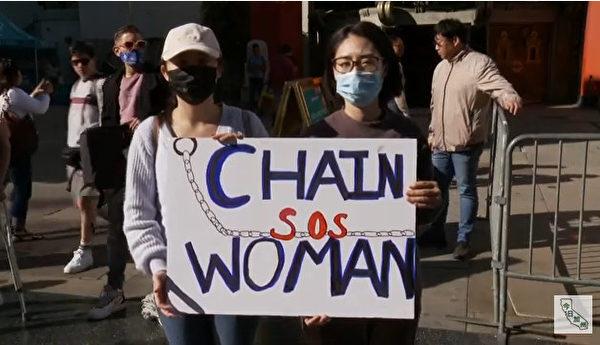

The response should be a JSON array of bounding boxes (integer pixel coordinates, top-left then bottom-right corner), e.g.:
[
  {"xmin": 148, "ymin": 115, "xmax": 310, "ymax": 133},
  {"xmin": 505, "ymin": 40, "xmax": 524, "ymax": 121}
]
[
  {"xmin": 453, "ymin": 241, "xmax": 472, "ymax": 261},
  {"xmin": 417, "ymin": 228, "xmax": 448, "ymax": 249},
  {"xmin": 64, "ymin": 247, "xmax": 94, "ymax": 274},
  {"xmin": 88, "ymin": 285, "xmax": 126, "ymax": 320},
  {"xmin": 11, "ymin": 226, "xmax": 44, "ymax": 241}
]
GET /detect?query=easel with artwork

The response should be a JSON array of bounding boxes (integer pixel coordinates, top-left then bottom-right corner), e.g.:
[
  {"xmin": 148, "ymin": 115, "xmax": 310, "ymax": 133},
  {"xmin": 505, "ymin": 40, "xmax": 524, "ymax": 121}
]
[{"xmin": 272, "ymin": 77, "xmax": 330, "ymax": 137}]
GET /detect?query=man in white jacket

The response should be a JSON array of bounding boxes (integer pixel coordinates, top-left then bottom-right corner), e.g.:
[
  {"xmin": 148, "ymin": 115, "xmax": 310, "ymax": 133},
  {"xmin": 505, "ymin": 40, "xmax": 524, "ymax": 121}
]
[{"xmin": 419, "ymin": 19, "xmax": 522, "ymax": 260}]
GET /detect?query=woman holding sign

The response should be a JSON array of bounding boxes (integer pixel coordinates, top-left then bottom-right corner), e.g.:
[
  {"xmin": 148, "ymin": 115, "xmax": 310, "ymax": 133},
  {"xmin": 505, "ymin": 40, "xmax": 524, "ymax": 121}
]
[
  {"xmin": 302, "ymin": 21, "xmax": 441, "ymax": 344},
  {"xmin": 123, "ymin": 24, "xmax": 268, "ymax": 345}
]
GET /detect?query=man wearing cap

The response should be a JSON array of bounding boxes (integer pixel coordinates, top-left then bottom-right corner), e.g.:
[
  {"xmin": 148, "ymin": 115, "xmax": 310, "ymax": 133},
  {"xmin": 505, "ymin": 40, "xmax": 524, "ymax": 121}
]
[{"xmin": 87, "ymin": 24, "xmax": 168, "ymax": 321}]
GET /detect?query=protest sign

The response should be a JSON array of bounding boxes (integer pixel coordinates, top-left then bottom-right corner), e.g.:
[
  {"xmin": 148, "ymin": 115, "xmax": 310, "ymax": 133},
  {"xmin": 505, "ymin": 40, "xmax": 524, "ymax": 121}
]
[{"xmin": 163, "ymin": 138, "xmax": 417, "ymax": 319}]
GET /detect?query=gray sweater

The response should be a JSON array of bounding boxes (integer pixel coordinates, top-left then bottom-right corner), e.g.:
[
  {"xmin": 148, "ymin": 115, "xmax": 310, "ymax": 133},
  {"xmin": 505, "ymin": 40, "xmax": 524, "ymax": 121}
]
[{"xmin": 123, "ymin": 104, "xmax": 269, "ymax": 276}]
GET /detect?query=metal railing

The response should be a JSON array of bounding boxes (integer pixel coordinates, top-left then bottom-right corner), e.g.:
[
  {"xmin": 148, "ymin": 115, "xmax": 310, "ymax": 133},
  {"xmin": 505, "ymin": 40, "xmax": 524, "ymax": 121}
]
[
  {"xmin": 455, "ymin": 104, "xmax": 600, "ymax": 343},
  {"xmin": 487, "ymin": 104, "xmax": 510, "ymax": 325},
  {"xmin": 496, "ymin": 133, "xmax": 600, "ymax": 342},
  {"xmin": 0, "ymin": 200, "xmax": 27, "ymax": 322}
]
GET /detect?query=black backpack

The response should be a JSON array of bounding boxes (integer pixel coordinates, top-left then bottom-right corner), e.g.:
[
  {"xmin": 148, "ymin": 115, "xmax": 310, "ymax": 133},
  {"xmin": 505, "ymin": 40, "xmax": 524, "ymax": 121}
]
[
  {"xmin": 6, "ymin": 114, "xmax": 39, "ymax": 161},
  {"xmin": 79, "ymin": 125, "xmax": 130, "ymax": 191}
]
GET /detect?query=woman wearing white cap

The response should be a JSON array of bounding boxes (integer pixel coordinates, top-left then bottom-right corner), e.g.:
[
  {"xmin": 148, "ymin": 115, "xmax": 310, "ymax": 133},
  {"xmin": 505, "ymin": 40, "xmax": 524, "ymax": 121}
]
[{"xmin": 123, "ymin": 23, "xmax": 267, "ymax": 345}]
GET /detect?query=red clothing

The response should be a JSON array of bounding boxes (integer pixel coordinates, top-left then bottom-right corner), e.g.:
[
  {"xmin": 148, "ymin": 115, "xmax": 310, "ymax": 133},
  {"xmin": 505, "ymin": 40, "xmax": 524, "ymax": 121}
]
[
  {"xmin": 269, "ymin": 54, "xmax": 297, "ymax": 91},
  {"xmin": 118, "ymin": 73, "xmax": 144, "ymax": 124}
]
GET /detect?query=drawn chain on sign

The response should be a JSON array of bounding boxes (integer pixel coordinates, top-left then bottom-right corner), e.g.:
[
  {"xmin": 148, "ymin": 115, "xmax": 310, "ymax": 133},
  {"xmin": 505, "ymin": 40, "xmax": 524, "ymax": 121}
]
[
  {"xmin": 164, "ymin": 137, "xmax": 419, "ymax": 319},
  {"xmin": 172, "ymin": 137, "xmax": 415, "ymax": 240}
]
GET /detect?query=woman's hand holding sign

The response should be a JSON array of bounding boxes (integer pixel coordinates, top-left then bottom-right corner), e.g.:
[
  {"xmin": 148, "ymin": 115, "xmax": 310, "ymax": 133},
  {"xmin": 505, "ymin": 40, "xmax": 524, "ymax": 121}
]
[
  {"xmin": 304, "ymin": 314, "xmax": 331, "ymax": 327},
  {"xmin": 405, "ymin": 181, "xmax": 441, "ymax": 209},
  {"xmin": 303, "ymin": 181, "xmax": 440, "ymax": 328},
  {"xmin": 212, "ymin": 130, "xmax": 244, "ymax": 145},
  {"xmin": 153, "ymin": 270, "xmax": 179, "ymax": 318}
]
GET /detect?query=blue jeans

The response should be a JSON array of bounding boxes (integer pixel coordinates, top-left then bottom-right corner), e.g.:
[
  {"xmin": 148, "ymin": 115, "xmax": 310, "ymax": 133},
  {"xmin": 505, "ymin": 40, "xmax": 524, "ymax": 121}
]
[
  {"xmin": 430, "ymin": 147, "xmax": 483, "ymax": 243},
  {"xmin": 9, "ymin": 155, "xmax": 33, "ymax": 225},
  {"xmin": 159, "ymin": 312, "xmax": 259, "ymax": 345}
]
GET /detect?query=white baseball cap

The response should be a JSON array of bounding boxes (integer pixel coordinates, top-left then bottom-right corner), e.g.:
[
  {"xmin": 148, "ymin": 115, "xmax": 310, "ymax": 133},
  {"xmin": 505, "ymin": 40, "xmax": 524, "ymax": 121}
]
[{"xmin": 161, "ymin": 23, "xmax": 221, "ymax": 61}]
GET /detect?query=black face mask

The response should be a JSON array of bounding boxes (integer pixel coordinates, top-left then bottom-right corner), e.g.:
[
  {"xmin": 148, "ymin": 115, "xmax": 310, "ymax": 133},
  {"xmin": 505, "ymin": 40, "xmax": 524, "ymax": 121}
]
[{"xmin": 167, "ymin": 66, "xmax": 217, "ymax": 105}]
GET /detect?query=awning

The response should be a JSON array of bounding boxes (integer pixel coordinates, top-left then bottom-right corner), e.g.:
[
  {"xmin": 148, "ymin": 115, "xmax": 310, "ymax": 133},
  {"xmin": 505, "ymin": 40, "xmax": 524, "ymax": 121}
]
[
  {"xmin": 0, "ymin": 12, "xmax": 42, "ymax": 48},
  {"xmin": 359, "ymin": 6, "xmax": 478, "ymax": 27}
]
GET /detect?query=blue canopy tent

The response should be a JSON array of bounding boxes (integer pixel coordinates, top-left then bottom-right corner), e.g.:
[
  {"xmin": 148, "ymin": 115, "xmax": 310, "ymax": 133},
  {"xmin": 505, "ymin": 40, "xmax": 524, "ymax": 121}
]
[{"xmin": 0, "ymin": 12, "xmax": 42, "ymax": 82}]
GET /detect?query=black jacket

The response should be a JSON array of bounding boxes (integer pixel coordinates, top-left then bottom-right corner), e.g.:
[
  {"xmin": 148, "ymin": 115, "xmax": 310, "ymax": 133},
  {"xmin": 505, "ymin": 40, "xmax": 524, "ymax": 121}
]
[
  {"xmin": 79, "ymin": 64, "xmax": 168, "ymax": 195},
  {"xmin": 101, "ymin": 63, "xmax": 169, "ymax": 127}
]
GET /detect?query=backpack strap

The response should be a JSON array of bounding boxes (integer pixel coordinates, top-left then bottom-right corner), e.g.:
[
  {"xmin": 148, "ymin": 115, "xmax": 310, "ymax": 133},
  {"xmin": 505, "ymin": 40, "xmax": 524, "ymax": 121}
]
[
  {"xmin": 151, "ymin": 117, "xmax": 159, "ymax": 149},
  {"xmin": 149, "ymin": 116, "xmax": 161, "ymax": 215},
  {"xmin": 241, "ymin": 109, "xmax": 252, "ymax": 136},
  {"xmin": 151, "ymin": 116, "xmax": 161, "ymax": 162}
]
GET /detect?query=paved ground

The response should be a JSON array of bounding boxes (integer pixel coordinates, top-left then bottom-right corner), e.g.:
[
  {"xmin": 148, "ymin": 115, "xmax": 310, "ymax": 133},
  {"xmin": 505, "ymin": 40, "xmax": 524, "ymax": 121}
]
[{"xmin": 1, "ymin": 104, "xmax": 599, "ymax": 344}]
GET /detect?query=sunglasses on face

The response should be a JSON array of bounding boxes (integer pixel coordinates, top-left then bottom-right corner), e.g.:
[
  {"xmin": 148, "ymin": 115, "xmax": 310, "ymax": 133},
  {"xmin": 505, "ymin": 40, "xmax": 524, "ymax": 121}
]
[
  {"xmin": 71, "ymin": 58, "xmax": 90, "ymax": 66},
  {"xmin": 118, "ymin": 40, "xmax": 147, "ymax": 50}
]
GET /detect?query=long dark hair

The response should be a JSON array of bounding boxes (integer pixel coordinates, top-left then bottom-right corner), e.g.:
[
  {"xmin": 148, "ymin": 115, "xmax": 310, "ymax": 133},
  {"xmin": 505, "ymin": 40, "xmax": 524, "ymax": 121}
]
[
  {"xmin": 322, "ymin": 21, "xmax": 403, "ymax": 110},
  {"xmin": 0, "ymin": 59, "xmax": 20, "ymax": 95},
  {"xmin": 0, "ymin": 60, "xmax": 6, "ymax": 95}
]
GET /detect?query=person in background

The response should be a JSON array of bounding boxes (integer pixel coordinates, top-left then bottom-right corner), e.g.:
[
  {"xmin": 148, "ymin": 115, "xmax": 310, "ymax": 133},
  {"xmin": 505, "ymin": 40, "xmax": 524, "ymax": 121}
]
[
  {"xmin": 389, "ymin": 34, "xmax": 410, "ymax": 116},
  {"xmin": 269, "ymin": 43, "xmax": 299, "ymax": 125},
  {"xmin": 419, "ymin": 19, "xmax": 521, "ymax": 260},
  {"xmin": 1, "ymin": 61, "xmax": 52, "ymax": 240},
  {"xmin": 62, "ymin": 41, "xmax": 105, "ymax": 274},
  {"xmin": 270, "ymin": 43, "xmax": 299, "ymax": 97},
  {"xmin": 123, "ymin": 23, "xmax": 267, "ymax": 345},
  {"xmin": 0, "ymin": 60, "xmax": 13, "ymax": 202},
  {"xmin": 87, "ymin": 24, "xmax": 168, "ymax": 320},
  {"xmin": 246, "ymin": 43, "xmax": 267, "ymax": 112},
  {"xmin": 302, "ymin": 21, "xmax": 441, "ymax": 345}
]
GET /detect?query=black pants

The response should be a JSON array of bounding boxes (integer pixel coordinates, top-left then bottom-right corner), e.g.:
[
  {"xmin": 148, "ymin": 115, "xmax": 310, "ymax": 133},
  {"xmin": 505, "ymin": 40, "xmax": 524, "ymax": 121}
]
[
  {"xmin": 9, "ymin": 155, "xmax": 33, "ymax": 225},
  {"xmin": 304, "ymin": 261, "xmax": 422, "ymax": 345},
  {"xmin": 304, "ymin": 317, "xmax": 419, "ymax": 345},
  {"xmin": 248, "ymin": 77, "xmax": 264, "ymax": 111},
  {"xmin": 105, "ymin": 188, "xmax": 129, "ymax": 289}
]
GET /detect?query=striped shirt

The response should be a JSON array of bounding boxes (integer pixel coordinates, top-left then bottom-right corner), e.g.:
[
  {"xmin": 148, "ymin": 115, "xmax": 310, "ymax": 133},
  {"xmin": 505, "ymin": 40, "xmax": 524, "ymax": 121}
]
[{"xmin": 67, "ymin": 76, "xmax": 105, "ymax": 148}]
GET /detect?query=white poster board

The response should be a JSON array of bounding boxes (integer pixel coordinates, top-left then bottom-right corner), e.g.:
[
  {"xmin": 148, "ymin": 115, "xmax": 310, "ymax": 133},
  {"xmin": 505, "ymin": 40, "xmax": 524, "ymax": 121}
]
[{"xmin": 163, "ymin": 138, "xmax": 417, "ymax": 319}]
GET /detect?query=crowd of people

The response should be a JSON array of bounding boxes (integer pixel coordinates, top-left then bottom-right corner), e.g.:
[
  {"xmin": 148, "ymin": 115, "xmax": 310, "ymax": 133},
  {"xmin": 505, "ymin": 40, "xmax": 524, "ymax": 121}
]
[{"xmin": 0, "ymin": 17, "xmax": 521, "ymax": 345}]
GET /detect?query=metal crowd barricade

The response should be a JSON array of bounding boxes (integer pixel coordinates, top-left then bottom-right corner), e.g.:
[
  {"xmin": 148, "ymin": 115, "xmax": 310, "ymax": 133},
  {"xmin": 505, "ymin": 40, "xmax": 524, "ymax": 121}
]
[
  {"xmin": 487, "ymin": 104, "xmax": 510, "ymax": 325},
  {"xmin": 496, "ymin": 133, "xmax": 600, "ymax": 343},
  {"xmin": 0, "ymin": 200, "xmax": 27, "ymax": 322},
  {"xmin": 447, "ymin": 103, "xmax": 510, "ymax": 332},
  {"xmin": 485, "ymin": 102, "xmax": 501, "ymax": 219},
  {"xmin": 453, "ymin": 105, "xmax": 600, "ymax": 343}
]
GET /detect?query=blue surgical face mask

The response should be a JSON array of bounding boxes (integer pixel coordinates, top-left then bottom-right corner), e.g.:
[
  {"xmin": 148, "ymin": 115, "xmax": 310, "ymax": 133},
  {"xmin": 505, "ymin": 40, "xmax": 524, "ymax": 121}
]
[
  {"xmin": 334, "ymin": 71, "xmax": 383, "ymax": 107},
  {"xmin": 119, "ymin": 50, "xmax": 143, "ymax": 66}
]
